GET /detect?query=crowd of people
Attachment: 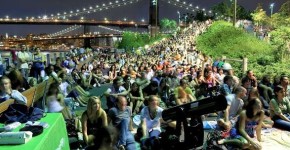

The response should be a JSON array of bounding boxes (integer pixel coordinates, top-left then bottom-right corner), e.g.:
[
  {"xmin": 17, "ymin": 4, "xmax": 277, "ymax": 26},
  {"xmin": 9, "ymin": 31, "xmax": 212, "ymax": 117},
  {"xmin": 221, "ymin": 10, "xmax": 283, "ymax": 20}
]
[{"xmin": 0, "ymin": 20, "xmax": 290, "ymax": 150}]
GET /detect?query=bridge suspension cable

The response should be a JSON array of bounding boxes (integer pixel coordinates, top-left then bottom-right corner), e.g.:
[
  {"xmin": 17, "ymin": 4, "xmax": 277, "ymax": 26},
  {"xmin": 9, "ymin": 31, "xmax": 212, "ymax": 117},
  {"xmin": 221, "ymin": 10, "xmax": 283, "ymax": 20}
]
[
  {"xmin": 161, "ymin": 0, "xmax": 212, "ymax": 15},
  {"xmin": 48, "ymin": 0, "xmax": 142, "ymax": 20},
  {"xmin": 97, "ymin": 25, "xmax": 124, "ymax": 33},
  {"xmin": 47, "ymin": 25, "xmax": 82, "ymax": 37}
]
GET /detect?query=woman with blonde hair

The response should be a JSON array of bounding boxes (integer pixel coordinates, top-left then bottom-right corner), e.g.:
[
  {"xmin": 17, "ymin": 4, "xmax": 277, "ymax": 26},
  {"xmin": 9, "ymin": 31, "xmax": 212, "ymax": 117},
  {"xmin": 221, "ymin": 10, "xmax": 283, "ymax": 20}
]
[{"xmin": 81, "ymin": 96, "xmax": 108, "ymax": 146}]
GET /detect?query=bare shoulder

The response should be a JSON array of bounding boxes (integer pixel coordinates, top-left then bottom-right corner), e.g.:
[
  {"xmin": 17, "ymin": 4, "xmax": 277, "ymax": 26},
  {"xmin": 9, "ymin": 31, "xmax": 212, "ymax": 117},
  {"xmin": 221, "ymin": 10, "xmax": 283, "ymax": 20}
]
[{"xmin": 101, "ymin": 109, "xmax": 107, "ymax": 117}]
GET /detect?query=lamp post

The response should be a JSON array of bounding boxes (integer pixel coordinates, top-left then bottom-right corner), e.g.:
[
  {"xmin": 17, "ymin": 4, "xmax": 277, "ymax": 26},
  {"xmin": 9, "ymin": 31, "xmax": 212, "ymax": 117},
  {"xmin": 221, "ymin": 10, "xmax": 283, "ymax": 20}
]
[
  {"xmin": 230, "ymin": 0, "xmax": 237, "ymax": 26},
  {"xmin": 185, "ymin": 15, "xmax": 188, "ymax": 27},
  {"xmin": 155, "ymin": 0, "xmax": 158, "ymax": 35},
  {"xmin": 270, "ymin": 3, "xmax": 275, "ymax": 17},
  {"xmin": 177, "ymin": 11, "xmax": 180, "ymax": 26},
  {"xmin": 233, "ymin": 0, "xmax": 237, "ymax": 26}
]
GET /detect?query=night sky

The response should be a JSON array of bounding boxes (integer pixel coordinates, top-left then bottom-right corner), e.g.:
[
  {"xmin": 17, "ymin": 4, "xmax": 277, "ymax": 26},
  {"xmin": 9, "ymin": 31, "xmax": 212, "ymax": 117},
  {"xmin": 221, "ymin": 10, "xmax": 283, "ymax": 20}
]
[{"xmin": 0, "ymin": 0, "xmax": 287, "ymax": 36}]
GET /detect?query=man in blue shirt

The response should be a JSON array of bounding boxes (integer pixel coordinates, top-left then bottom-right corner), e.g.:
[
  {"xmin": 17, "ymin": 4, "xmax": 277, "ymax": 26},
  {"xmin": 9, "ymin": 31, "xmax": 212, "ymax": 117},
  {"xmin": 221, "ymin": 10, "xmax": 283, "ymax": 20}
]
[
  {"xmin": 108, "ymin": 96, "xmax": 136, "ymax": 150},
  {"xmin": 220, "ymin": 75, "xmax": 234, "ymax": 96}
]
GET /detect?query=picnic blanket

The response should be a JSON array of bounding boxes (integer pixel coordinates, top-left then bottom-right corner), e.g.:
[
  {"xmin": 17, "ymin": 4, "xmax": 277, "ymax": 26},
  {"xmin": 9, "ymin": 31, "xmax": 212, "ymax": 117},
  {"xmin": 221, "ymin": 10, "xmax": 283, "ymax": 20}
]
[
  {"xmin": 203, "ymin": 121, "xmax": 290, "ymax": 150},
  {"xmin": 261, "ymin": 128, "xmax": 290, "ymax": 150}
]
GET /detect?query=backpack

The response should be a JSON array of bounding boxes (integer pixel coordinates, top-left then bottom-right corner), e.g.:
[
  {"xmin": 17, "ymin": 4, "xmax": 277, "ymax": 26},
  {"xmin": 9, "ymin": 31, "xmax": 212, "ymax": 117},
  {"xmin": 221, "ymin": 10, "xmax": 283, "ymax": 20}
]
[{"xmin": 203, "ymin": 130, "xmax": 228, "ymax": 150}]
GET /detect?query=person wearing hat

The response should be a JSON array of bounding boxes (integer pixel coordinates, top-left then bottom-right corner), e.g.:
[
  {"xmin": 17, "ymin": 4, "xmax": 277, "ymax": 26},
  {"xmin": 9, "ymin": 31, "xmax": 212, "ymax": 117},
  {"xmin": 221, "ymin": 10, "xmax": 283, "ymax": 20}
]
[
  {"xmin": 104, "ymin": 77, "xmax": 128, "ymax": 110},
  {"xmin": 222, "ymin": 63, "xmax": 239, "ymax": 88}
]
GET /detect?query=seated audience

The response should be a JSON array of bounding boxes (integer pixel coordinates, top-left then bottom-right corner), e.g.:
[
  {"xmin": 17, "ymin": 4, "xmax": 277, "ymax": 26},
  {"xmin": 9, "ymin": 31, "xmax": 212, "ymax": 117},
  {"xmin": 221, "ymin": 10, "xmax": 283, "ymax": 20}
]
[
  {"xmin": 0, "ymin": 76, "xmax": 27, "ymax": 105},
  {"xmin": 58, "ymin": 73, "xmax": 88, "ymax": 106},
  {"xmin": 86, "ymin": 126, "xmax": 118, "ymax": 150},
  {"xmin": 219, "ymin": 75, "xmax": 234, "ymax": 96},
  {"xmin": 258, "ymin": 75, "xmax": 273, "ymax": 103},
  {"xmin": 218, "ymin": 98, "xmax": 263, "ymax": 150},
  {"xmin": 108, "ymin": 96, "xmax": 136, "ymax": 150},
  {"xmin": 218, "ymin": 86, "xmax": 247, "ymax": 130},
  {"xmin": 269, "ymin": 85, "xmax": 290, "ymax": 131},
  {"xmin": 129, "ymin": 82, "xmax": 144, "ymax": 115},
  {"xmin": 46, "ymin": 82, "xmax": 72, "ymax": 119},
  {"xmin": 174, "ymin": 78, "xmax": 195, "ymax": 105},
  {"xmin": 7, "ymin": 69, "xmax": 30, "ymax": 92},
  {"xmin": 81, "ymin": 96, "xmax": 108, "ymax": 146},
  {"xmin": 104, "ymin": 77, "xmax": 128, "ymax": 110}
]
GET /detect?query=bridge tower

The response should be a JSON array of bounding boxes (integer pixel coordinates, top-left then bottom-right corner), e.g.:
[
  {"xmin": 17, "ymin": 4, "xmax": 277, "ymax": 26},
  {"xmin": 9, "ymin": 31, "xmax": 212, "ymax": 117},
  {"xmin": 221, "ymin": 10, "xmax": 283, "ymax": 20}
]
[
  {"xmin": 83, "ymin": 25, "xmax": 91, "ymax": 48},
  {"xmin": 149, "ymin": 0, "xmax": 160, "ymax": 37}
]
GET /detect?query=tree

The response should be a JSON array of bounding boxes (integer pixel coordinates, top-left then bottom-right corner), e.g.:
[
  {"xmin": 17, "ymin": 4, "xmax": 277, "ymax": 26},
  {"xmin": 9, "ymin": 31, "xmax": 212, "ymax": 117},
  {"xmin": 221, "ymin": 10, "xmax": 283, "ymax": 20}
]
[
  {"xmin": 267, "ymin": 1, "xmax": 290, "ymax": 63},
  {"xmin": 169, "ymin": 20, "xmax": 177, "ymax": 31},
  {"xmin": 160, "ymin": 19, "xmax": 170, "ymax": 31},
  {"xmin": 160, "ymin": 18, "xmax": 177, "ymax": 33},
  {"xmin": 236, "ymin": 6, "xmax": 252, "ymax": 20},
  {"xmin": 195, "ymin": 10, "xmax": 206, "ymax": 21},
  {"xmin": 118, "ymin": 32, "xmax": 169, "ymax": 52},
  {"xmin": 279, "ymin": 0, "xmax": 290, "ymax": 17},
  {"xmin": 270, "ymin": 27, "xmax": 290, "ymax": 62},
  {"xmin": 212, "ymin": 2, "xmax": 231, "ymax": 19},
  {"xmin": 271, "ymin": 13, "xmax": 290, "ymax": 28},
  {"xmin": 251, "ymin": 4, "xmax": 270, "ymax": 26},
  {"xmin": 271, "ymin": 0, "xmax": 290, "ymax": 27},
  {"xmin": 212, "ymin": 2, "xmax": 251, "ymax": 21}
]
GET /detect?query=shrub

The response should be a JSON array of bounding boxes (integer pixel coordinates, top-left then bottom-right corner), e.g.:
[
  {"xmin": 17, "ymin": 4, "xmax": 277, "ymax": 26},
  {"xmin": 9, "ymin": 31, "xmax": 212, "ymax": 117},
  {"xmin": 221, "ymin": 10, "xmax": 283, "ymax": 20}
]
[{"xmin": 196, "ymin": 21, "xmax": 290, "ymax": 79}]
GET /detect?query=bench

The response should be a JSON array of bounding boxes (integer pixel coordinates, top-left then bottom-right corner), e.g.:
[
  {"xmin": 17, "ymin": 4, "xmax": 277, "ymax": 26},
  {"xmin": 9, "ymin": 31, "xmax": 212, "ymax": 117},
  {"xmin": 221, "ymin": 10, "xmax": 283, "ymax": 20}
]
[
  {"xmin": 22, "ymin": 87, "xmax": 37, "ymax": 107},
  {"xmin": 34, "ymin": 81, "xmax": 47, "ymax": 103},
  {"xmin": 0, "ymin": 56, "xmax": 93, "ymax": 112},
  {"xmin": 0, "ymin": 99, "xmax": 14, "ymax": 114}
]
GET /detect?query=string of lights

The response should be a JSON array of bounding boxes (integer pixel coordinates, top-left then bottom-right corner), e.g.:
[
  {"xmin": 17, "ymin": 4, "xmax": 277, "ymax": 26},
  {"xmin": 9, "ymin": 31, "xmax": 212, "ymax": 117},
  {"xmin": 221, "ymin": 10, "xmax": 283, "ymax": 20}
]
[
  {"xmin": 161, "ymin": 0, "xmax": 212, "ymax": 15},
  {"xmin": 0, "ymin": 0, "xmax": 141, "ymax": 20},
  {"xmin": 97, "ymin": 25, "xmax": 124, "ymax": 33},
  {"xmin": 48, "ymin": 0, "xmax": 141, "ymax": 20},
  {"xmin": 47, "ymin": 25, "xmax": 82, "ymax": 37}
]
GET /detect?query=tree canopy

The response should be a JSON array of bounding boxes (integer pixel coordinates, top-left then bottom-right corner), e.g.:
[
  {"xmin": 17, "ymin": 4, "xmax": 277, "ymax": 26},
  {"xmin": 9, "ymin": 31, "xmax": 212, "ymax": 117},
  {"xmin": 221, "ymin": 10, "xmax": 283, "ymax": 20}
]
[
  {"xmin": 211, "ymin": 1, "xmax": 251, "ymax": 20},
  {"xmin": 160, "ymin": 18, "xmax": 177, "ymax": 33},
  {"xmin": 251, "ymin": 4, "xmax": 269, "ymax": 26},
  {"xmin": 118, "ymin": 31, "xmax": 168, "ymax": 52}
]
